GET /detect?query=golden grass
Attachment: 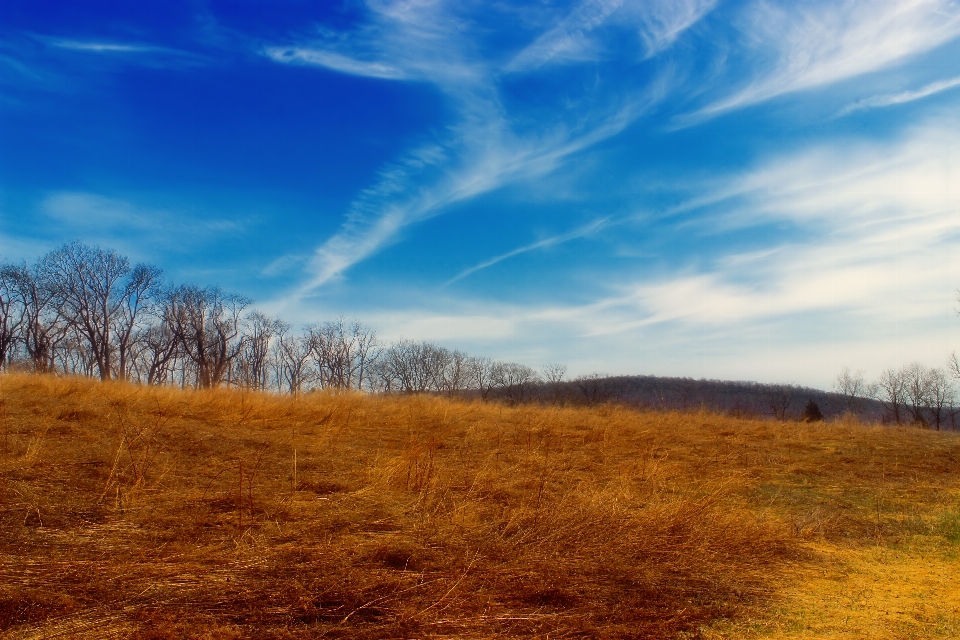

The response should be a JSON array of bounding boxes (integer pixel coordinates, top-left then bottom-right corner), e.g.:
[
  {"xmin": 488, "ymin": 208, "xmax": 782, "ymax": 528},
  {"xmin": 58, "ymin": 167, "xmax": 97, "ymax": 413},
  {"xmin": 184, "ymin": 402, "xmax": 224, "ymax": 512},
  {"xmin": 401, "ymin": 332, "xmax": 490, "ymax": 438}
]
[{"xmin": 1, "ymin": 374, "xmax": 959, "ymax": 638}]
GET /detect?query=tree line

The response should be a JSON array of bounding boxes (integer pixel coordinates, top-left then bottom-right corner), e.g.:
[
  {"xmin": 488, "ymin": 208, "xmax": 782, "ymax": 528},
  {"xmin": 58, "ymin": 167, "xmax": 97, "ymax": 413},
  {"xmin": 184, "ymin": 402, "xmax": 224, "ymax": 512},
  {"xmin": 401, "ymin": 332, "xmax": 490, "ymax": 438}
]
[
  {"xmin": 2, "ymin": 242, "xmax": 959, "ymax": 424},
  {"xmin": 0, "ymin": 242, "xmax": 561, "ymax": 399},
  {"xmin": 835, "ymin": 359, "xmax": 960, "ymax": 430}
]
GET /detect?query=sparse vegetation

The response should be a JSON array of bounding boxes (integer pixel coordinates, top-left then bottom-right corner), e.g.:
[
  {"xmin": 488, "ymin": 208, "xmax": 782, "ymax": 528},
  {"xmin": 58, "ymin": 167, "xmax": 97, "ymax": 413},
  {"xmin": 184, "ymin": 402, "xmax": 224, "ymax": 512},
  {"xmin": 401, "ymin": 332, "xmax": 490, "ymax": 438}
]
[{"xmin": 2, "ymin": 373, "xmax": 960, "ymax": 638}]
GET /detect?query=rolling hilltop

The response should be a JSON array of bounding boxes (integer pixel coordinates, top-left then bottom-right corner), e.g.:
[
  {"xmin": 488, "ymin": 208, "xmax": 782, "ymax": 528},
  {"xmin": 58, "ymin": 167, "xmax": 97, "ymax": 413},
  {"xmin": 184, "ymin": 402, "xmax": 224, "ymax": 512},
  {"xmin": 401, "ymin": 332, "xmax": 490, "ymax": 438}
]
[
  {"xmin": 506, "ymin": 375, "xmax": 889, "ymax": 422},
  {"xmin": 2, "ymin": 373, "xmax": 960, "ymax": 638}
]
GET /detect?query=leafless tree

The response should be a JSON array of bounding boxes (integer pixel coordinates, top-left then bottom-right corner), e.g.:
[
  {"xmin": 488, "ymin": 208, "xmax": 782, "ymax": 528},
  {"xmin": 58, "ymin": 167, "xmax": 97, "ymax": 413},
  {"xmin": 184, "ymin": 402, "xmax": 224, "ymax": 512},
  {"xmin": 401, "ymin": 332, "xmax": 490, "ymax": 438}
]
[
  {"xmin": 949, "ymin": 351, "xmax": 960, "ymax": 383},
  {"xmin": 39, "ymin": 242, "xmax": 127, "ymax": 380},
  {"xmin": 575, "ymin": 373, "xmax": 625, "ymax": 405},
  {"xmin": 834, "ymin": 366, "xmax": 874, "ymax": 416},
  {"xmin": 493, "ymin": 361, "xmax": 540, "ymax": 403},
  {"xmin": 875, "ymin": 367, "xmax": 907, "ymax": 424},
  {"xmin": 166, "ymin": 284, "xmax": 250, "ymax": 389},
  {"xmin": 275, "ymin": 329, "xmax": 314, "ymax": 395},
  {"xmin": 308, "ymin": 318, "xmax": 379, "ymax": 391},
  {"xmin": 375, "ymin": 340, "xmax": 459, "ymax": 394},
  {"xmin": 425, "ymin": 345, "xmax": 453, "ymax": 393},
  {"xmin": 38, "ymin": 242, "xmax": 161, "ymax": 381},
  {"xmin": 901, "ymin": 362, "xmax": 932, "ymax": 426},
  {"xmin": 766, "ymin": 384, "xmax": 795, "ymax": 421},
  {"xmin": 541, "ymin": 362, "xmax": 567, "ymax": 404},
  {"xmin": 0, "ymin": 264, "xmax": 25, "ymax": 369},
  {"xmin": 435, "ymin": 349, "xmax": 471, "ymax": 395},
  {"xmin": 376, "ymin": 340, "xmax": 432, "ymax": 394},
  {"xmin": 56, "ymin": 330, "xmax": 92, "ymax": 376},
  {"xmin": 3, "ymin": 262, "xmax": 68, "ymax": 372},
  {"xmin": 924, "ymin": 367, "xmax": 956, "ymax": 431},
  {"xmin": 350, "ymin": 321, "xmax": 380, "ymax": 391},
  {"xmin": 468, "ymin": 356, "xmax": 497, "ymax": 400},
  {"xmin": 112, "ymin": 263, "xmax": 162, "ymax": 381},
  {"xmin": 541, "ymin": 363, "xmax": 567, "ymax": 385},
  {"xmin": 137, "ymin": 321, "xmax": 182, "ymax": 385},
  {"xmin": 238, "ymin": 312, "xmax": 285, "ymax": 390}
]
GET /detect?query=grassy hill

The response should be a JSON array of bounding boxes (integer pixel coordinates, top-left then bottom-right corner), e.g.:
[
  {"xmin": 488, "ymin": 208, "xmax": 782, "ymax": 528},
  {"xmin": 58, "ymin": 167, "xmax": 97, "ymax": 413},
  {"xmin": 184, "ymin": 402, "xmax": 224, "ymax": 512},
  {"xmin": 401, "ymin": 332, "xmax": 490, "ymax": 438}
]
[{"xmin": 1, "ymin": 374, "xmax": 959, "ymax": 638}]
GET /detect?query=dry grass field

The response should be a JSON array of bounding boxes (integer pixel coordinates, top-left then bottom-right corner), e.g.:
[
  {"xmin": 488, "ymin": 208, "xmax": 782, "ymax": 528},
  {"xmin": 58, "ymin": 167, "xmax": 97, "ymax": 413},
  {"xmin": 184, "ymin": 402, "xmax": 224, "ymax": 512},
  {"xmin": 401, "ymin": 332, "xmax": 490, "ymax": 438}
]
[{"xmin": 1, "ymin": 373, "xmax": 959, "ymax": 639}]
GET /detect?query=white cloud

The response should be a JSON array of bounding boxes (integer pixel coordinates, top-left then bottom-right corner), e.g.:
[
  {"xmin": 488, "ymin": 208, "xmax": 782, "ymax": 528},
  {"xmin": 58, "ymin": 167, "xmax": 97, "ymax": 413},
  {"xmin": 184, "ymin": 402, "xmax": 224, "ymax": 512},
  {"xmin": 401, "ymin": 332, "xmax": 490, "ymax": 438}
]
[
  {"xmin": 363, "ymin": 311, "xmax": 518, "ymax": 344},
  {"xmin": 631, "ymin": 0, "xmax": 718, "ymax": 57},
  {"xmin": 263, "ymin": 0, "xmax": 663, "ymax": 302},
  {"xmin": 40, "ymin": 37, "xmax": 203, "ymax": 63},
  {"xmin": 694, "ymin": 0, "xmax": 960, "ymax": 118},
  {"xmin": 291, "ymin": 116, "xmax": 960, "ymax": 388},
  {"xmin": 630, "ymin": 117, "xmax": 960, "ymax": 324},
  {"xmin": 295, "ymin": 96, "xmax": 649, "ymax": 296},
  {"xmin": 839, "ymin": 74, "xmax": 960, "ymax": 115},
  {"xmin": 253, "ymin": 1, "xmax": 960, "ymax": 389},
  {"xmin": 47, "ymin": 40, "xmax": 166, "ymax": 53},
  {"xmin": 504, "ymin": 0, "xmax": 716, "ymax": 72},
  {"xmin": 37, "ymin": 192, "xmax": 245, "ymax": 254},
  {"xmin": 505, "ymin": 0, "xmax": 623, "ymax": 73},
  {"xmin": 445, "ymin": 217, "xmax": 609, "ymax": 285},
  {"xmin": 262, "ymin": 46, "xmax": 406, "ymax": 79}
]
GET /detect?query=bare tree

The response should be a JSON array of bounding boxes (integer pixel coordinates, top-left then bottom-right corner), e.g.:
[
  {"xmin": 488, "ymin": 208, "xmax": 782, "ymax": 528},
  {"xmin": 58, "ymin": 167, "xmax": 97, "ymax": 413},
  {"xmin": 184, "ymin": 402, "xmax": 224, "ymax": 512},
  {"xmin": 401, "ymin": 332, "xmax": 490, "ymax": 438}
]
[
  {"xmin": 766, "ymin": 384, "xmax": 795, "ymax": 421},
  {"xmin": 493, "ymin": 361, "xmax": 540, "ymax": 403},
  {"xmin": 924, "ymin": 367, "xmax": 955, "ymax": 431},
  {"xmin": 112, "ymin": 263, "xmax": 162, "ymax": 381},
  {"xmin": 3, "ymin": 262, "xmax": 68, "ymax": 372},
  {"xmin": 437, "ymin": 349, "xmax": 471, "ymax": 396},
  {"xmin": 137, "ymin": 320, "xmax": 181, "ymax": 385},
  {"xmin": 38, "ymin": 242, "xmax": 161, "ymax": 381},
  {"xmin": 468, "ymin": 356, "xmax": 497, "ymax": 400},
  {"xmin": 834, "ymin": 366, "xmax": 873, "ymax": 416},
  {"xmin": 0, "ymin": 264, "xmax": 25, "ymax": 369},
  {"xmin": 541, "ymin": 362, "xmax": 567, "ymax": 404},
  {"xmin": 350, "ymin": 321, "xmax": 380, "ymax": 391},
  {"xmin": 306, "ymin": 318, "xmax": 379, "ymax": 391},
  {"xmin": 374, "ymin": 340, "xmax": 454, "ymax": 394},
  {"xmin": 425, "ymin": 345, "xmax": 453, "ymax": 393},
  {"xmin": 57, "ymin": 331, "xmax": 95, "ymax": 376},
  {"xmin": 39, "ymin": 242, "xmax": 128, "ymax": 380},
  {"xmin": 575, "ymin": 373, "xmax": 627, "ymax": 405},
  {"xmin": 376, "ymin": 340, "xmax": 430, "ymax": 394},
  {"xmin": 167, "ymin": 284, "xmax": 250, "ymax": 389},
  {"xmin": 238, "ymin": 312, "xmax": 285, "ymax": 390},
  {"xmin": 901, "ymin": 362, "xmax": 932, "ymax": 426},
  {"xmin": 875, "ymin": 367, "xmax": 907, "ymax": 424},
  {"xmin": 275, "ymin": 328, "xmax": 314, "ymax": 395}
]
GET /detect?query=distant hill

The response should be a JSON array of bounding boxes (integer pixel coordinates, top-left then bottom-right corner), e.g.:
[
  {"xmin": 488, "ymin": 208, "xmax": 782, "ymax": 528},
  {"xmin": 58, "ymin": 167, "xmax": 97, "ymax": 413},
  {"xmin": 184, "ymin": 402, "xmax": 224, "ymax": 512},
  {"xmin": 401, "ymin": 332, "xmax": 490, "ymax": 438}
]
[{"xmin": 499, "ymin": 374, "xmax": 928, "ymax": 425}]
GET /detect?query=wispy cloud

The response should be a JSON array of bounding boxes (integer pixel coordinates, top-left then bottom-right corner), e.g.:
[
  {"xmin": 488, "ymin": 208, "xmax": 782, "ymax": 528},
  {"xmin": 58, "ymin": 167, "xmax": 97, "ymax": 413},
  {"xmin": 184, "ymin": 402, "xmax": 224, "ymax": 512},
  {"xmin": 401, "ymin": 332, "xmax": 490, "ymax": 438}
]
[
  {"xmin": 631, "ymin": 0, "xmax": 718, "ymax": 57},
  {"xmin": 262, "ymin": 46, "xmax": 406, "ymax": 79},
  {"xmin": 264, "ymin": 0, "xmax": 673, "ymax": 299},
  {"xmin": 690, "ymin": 0, "xmax": 960, "ymax": 120},
  {"xmin": 327, "ymin": 114, "xmax": 960, "ymax": 385},
  {"xmin": 504, "ymin": 0, "xmax": 716, "ymax": 73},
  {"xmin": 504, "ymin": 0, "xmax": 623, "ymax": 73},
  {"xmin": 40, "ymin": 36, "xmax": 203, "ymax": 62},
  {"xmin": 445, "ymin": 217, "xmax": 609, "ymax": 285},
  {"xmin": 37, "ymin": 192, "xmax": 246, "ymax": 257},
  {"xmin": 617, "ymin": 116, "xmax": 960, "ymax": 336},
  {"xmin": 838, "ymin": 74, "xmax": 960, "ymax": 115},
  {"xmin": 47, "ymin": 39, "xmax": 168, "ymax": 54}
]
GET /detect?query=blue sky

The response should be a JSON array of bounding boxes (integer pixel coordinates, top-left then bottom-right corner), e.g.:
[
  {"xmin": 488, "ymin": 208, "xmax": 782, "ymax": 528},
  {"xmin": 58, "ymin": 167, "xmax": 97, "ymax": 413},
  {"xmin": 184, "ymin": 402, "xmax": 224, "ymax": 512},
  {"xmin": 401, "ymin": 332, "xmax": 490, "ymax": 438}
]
[{"xmin": 2, "ymin": 0, "xmax": 959, "ymax": 389}]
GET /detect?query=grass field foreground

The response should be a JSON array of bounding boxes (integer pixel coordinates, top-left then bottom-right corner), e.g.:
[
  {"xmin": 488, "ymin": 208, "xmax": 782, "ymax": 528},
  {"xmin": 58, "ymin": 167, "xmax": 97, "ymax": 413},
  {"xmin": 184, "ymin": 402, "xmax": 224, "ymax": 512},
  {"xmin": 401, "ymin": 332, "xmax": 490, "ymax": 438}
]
[{"xmin": 1, "ymin": 374, "xmax": 959, "ymax": 638}]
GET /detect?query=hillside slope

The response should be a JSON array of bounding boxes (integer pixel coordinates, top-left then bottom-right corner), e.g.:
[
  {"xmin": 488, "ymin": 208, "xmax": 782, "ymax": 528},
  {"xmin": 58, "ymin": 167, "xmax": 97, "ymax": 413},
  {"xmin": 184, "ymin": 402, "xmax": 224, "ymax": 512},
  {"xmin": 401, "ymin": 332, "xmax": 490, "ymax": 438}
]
[{"xmin": 1, "ymin": 374, "xmax": 959, "ymax": 638}]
